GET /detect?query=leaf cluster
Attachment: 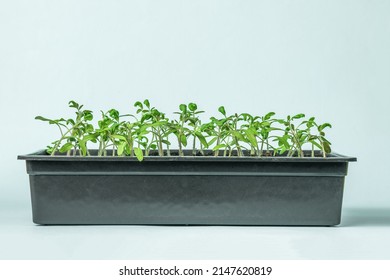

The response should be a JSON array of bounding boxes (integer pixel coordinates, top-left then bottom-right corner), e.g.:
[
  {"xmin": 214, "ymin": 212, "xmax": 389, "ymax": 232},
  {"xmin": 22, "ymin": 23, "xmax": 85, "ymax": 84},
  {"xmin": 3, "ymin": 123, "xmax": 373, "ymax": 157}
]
[{"xmin": 36, "ymin": 100, "xmax": 333, "ymax": 161}]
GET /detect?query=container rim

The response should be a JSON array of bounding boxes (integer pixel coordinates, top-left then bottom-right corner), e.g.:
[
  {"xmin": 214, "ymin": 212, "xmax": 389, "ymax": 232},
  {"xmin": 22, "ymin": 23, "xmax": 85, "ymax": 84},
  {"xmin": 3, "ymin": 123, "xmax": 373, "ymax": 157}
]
[{"xmin": 18, "ymin": 149, "xmax": 357, "ymax": 162}]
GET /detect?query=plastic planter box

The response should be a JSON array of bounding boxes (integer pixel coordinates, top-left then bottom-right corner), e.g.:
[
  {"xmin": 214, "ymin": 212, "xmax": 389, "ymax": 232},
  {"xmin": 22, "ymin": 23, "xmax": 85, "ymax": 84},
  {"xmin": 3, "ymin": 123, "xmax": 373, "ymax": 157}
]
[{"xmin": 18, "ymin": 150, "xmax": 356, "ymax": 226}]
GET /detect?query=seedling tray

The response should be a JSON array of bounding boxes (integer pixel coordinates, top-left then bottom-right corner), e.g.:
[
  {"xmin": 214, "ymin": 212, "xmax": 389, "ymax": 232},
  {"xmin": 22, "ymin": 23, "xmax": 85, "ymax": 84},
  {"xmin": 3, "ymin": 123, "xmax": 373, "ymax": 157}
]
[{"xmin": 18, "ymin": 150, "xmax": 356, "ymax": 226}]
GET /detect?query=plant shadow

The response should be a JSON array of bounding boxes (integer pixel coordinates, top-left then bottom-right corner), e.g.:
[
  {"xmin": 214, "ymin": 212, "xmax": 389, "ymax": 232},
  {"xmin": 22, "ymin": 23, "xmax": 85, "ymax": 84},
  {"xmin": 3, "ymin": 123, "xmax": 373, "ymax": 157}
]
[{"xmin": 341, "ymin": 208, "xmax": 390, "ymax": 227}]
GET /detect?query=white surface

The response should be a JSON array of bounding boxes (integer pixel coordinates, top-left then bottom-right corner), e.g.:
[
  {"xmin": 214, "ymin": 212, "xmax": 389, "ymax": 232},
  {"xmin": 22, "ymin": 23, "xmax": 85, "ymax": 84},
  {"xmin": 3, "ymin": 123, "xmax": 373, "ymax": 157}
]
[{"xmin": 1, "ymin": 206, "xmax": 389, "ymax": 260}]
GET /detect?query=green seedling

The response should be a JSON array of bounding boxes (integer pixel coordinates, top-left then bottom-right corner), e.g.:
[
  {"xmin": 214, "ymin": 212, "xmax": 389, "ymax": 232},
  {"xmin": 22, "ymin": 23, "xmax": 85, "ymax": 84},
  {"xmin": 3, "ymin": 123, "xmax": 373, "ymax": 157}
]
[
  {"xmin": 35, "ymin": 100, "xmax": 94, "ymax": 156},
  {"xmin": 134, "ymin": 99, "xmax": 169, "ymax": 157},
  {"xmin": 170, "ymin": 103, "xmax": 192, "ymax": 156},
  {"xmin": 36, "ymin": 100, "xmax": 333, "ymax": 160},
  {"xmin": 185, "ymin": 103, "xmax": 207, "ymax": 156}
]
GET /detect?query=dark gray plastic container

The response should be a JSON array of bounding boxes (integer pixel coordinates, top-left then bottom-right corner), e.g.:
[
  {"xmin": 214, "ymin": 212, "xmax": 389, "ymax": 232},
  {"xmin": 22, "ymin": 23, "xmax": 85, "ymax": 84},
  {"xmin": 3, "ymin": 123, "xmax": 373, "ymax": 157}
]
[{"xmin": 18, "ymin": 150, "xmax": 356, "ymax": 226}]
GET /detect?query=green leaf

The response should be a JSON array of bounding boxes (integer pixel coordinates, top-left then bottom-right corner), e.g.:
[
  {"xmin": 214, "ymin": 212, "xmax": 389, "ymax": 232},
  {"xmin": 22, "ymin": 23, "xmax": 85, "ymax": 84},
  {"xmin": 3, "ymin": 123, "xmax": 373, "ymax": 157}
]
[
  {"xmin": 319, "ymin": 123, "xmax": 332, "ymax": 131},
  {"xmin": 279, "ymin": 146, "xmax": 287, "ymax": 155},
  {"xmin": 208, "ymin": 137, "xmax": 218, "ymax": 146},
  {"xmin": 150, "ymin": 144, "xmax": 157, "ymax": 150},
  {"xmin": 179, "ymin": 104, "xmax": 187, "ymax": 113},
  {"xmin": 59, "ymin": 142, "xmax": 73, "ymax": 153},
  {"xmin": 306, "ymin": 121, "xmax": 314, "ymax": 128},
  {"xmin": 188, "ymin": 103, "xmax": 197, "ymax": 112},
  {"xmin": 323, "ymin": 141, "xmax": 331, "ymax": 153},
  {"xmin": 109, "ymin": 109, "xmax": 119, "ymax": 121},
  {"xmin": 244, "ymin": 130, "xmax": 258, "ymax": 147},
  {"xmin": 83, "ymin": 134, "xmax": 97, "ymax": 142},
  {"xmin": 310, "ymin": 140, "xmax": 322, "ymax": 150},
  {"xmin": 161, "ymin": 139, "xmax": 171, "ymax": 145},
  {"xmin": 68, "ymin": 100, "xmax": 80, "ymax": 109},
  {"xmin": 143, "ymin": 99, "xmax": 150, "ymax": 108},
  {"xmin": 241, "ymin": 113, "xmax": 252, "ymax": 121},
  {"xmin": 278, "ymin": 136, "xmax": 290, "ymax": 149},
  {"xmin": 134, "ymin": 101, "xmax": 143, "ymax": 109},
  {"xmin": 35, "ymin": 116, "xmax": 52, "ymax": 122},
  {"xmin": 112, "ymin": 134, "xmax": 127, "ymax": 141},
  {"xmin": 117, "ymin": 142, "xmax": 126, "ymax": 156},
  {"xmin": 231, "ymin": 131, "xmax": 245, "ymax": 141},
  {"xmin": 260, "ymin": 121, "xmax": 271, "ymax": 128},
  {"xmin": 292, "ymin": 113, "xmax": 305, "ymax": 119},
  {"xmin": 134, "ymin": 147, "xmax": 144, "ymax": 161},
  {"xmin": 66, "ymin": 119, "xmax": 76, "ymax": 125},
  {"xmin": 195, "ymin": 132, "xmax": 208, "ymax": 148},
  {"xmin": 85, "ymin": 124, "xmax": 94, "ymax": 133},
  {"xmin": 149, "ymin": 121, "xmax": 166, "ymax": 127},
  {"xmin": 212, "ymin": 144, "xmax": 226, "ymax": 151},
  {"xmin": 79, "ymin": 140, "xmax": 87, "ymax": 156},
  {"xmin": 151, "ymin": 108, "xmax": 160, "ymax": 117},
  {"xmin": 218, "ymin": 106, "xmax": 226, "ymax": 116},
  {"xmin": 141, "ymin": 114, "xmax": 152, "ymax": 123},
  {"xmin": 264, "ymin": 112, "xmax": 275, "ymax": 120},
  {"xmin": 83, "ymin": 110, "xmax": 93, "ymax": 121},
  {"xmin": 180, "ymin": 134, "xmax": 187, "ymax": 146}
]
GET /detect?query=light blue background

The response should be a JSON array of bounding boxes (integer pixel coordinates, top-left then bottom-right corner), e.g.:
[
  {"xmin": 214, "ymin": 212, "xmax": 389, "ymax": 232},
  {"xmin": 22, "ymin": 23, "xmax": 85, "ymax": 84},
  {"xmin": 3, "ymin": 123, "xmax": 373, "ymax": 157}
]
[{"xmin": 0, "ymin": 0, "xmax": 389, "ymax": 259}]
